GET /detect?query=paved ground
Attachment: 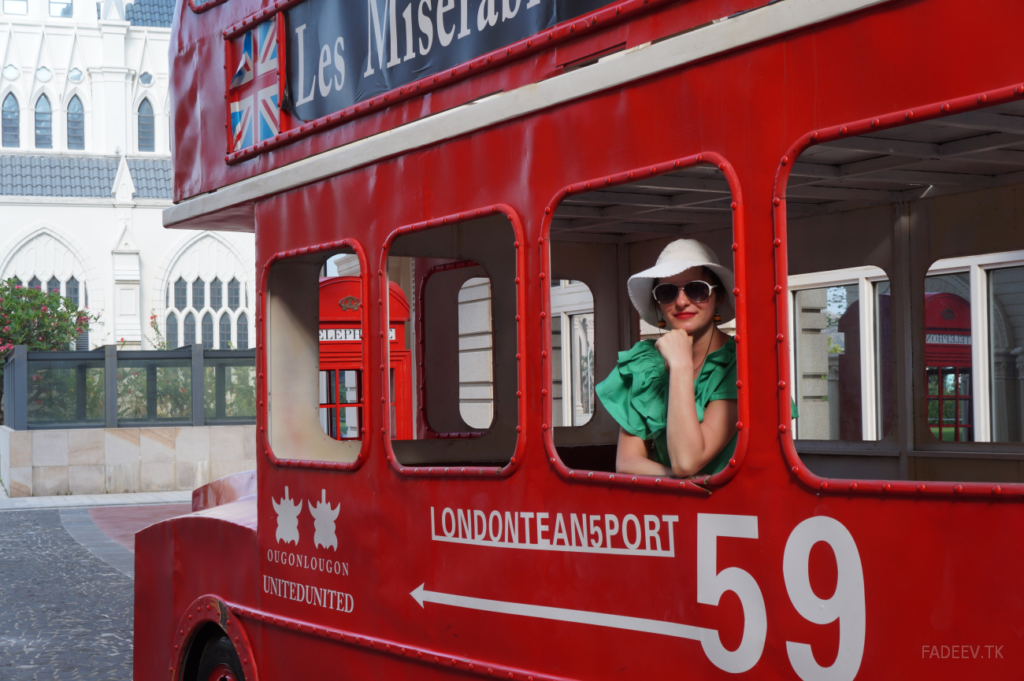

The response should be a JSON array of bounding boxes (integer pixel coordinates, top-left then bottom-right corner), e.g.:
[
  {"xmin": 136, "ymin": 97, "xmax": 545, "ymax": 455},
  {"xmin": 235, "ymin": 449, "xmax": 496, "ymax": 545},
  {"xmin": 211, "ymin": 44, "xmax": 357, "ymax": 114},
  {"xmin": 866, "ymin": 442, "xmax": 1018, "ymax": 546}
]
[{"xmin": 0, "ymin": 503, "xmax": 193, "ymax": 680}]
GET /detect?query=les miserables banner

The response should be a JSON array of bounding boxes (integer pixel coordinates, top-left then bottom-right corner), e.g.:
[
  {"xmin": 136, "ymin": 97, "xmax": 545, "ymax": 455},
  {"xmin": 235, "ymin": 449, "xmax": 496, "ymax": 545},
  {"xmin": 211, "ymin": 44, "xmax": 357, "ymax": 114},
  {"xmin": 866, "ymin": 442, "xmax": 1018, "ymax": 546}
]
[{"xmin": 283, "ymin": 0, "xmax": 614, "ymax": 121}]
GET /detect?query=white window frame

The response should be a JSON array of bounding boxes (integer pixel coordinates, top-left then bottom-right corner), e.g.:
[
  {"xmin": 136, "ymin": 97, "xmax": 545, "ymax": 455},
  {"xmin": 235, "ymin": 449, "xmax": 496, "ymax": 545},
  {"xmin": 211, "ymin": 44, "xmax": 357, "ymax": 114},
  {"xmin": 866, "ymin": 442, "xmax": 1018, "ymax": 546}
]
[
  {"xmin": 550, "ymin": 280, "xmax": 595, "ymax": 428},
  {"xmin": 789, "ymin": 250, "xmax": 1024, "ymax": 444},
  {"xmin": 788, "ymin": 266, "xmax": 888, "ymax": 441}
]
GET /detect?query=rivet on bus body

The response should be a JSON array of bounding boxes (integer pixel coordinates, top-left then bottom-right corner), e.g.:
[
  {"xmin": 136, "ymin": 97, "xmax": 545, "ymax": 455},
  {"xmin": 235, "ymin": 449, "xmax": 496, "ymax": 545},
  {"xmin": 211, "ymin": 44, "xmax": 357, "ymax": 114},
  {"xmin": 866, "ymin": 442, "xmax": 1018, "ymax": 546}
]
[
  {"xmin": 517, "ymin": 391, "xmax": 522, "ymax": 397},
  {"xmin": 517, "ymin": 426, "xmax": 522, "ymax": 432},
  {"xmin": 729, "ymin": 459, "xmax": 737, "ymax": 468},
  {"xmin": 734, "ymin": 287, "xmax": 740, "ymax": 295},
  {"xmin": 882, "ymin": 482, "xmax": 891, "ymax": 491},
  {"xmin": 628, "ymin": 172, "xmax": 634, "ymax": 179},
  {"xmin": 781, "ymin": 156, "xmax": 789, "ymax": 166},
  {"xmin": 632, "ymin": 477, "xmax": 637, "ymax": 483},
  {"xmin": 697, "ymin": 154, "xmax": 703, "ymax": 162},
  {"xmin": 778, "ymin": 381, "xmax": 786, "ymax": 389},
  {"xmin": 507, "ymin": 48, "xmax": 512, "ymax": 55},
  {"xmin": 993, "ymin": 485, "xmax": 1002, "ymax": 495},
  {"xmin": 776, "ymin": 334, "xmax": 784, "ymax": 342},
  {"xmin": 514, "ymin": 241, "xmax": 519, "ymax": 248},
  {"xmin": 820, "ymin": 481, "xmax": 828, "ymax": 490},
  {"xmin": 871, "ymin": 118, "xmax": 880, "ymax": 127},
  {"xmin": 732, "ymin": 243, "xmax": 738, "ymax": 251},
  {"xmin": 516, "ymin": 315, "xmax": 520, "ymax": 321},
  {"xmin": 736, "ymin": 381, "xmax": 742, "ymax": 388},
  {"xmin": 569, "ymin": 470, "xmax": 574, "ymax": 478},
  {"xmin": 850, "ymin": 482, "xmax": 858, "ymax": 490},
  {"xmin": 736, "ymin": 422, "xmax": 743, "ymax": 430},
  {"xmin": 542, "ymin": 424, "xmax": 548, "ymax": 430},
  {"xmin": 541, "ymin": 312, "xmax": 547, "ymax": 318},
  {"xmin": 791, "ymin": 466, "xmax": 799, "ymax": 474},
  {"xmin": 527, "ymin": 40, "xmax": 532, "ymax": 47},
  {"xmin": 773, "ymin": 197, "xmax": 781, "ymax": 206},
  {"xmin": 918, "ymin": 484, "xmax": 926, "ymax": 492},
  {"xmin": 542, "ymin": 351, "xmax": 548, "ymax": 357},
  {"xmin": 542, "ymin": 389, "xmax": 548, "ymax": 396},
  {"xmin": 1016, "ymin": 84, "xmax": 1024, "ymax": 95},
  {"xmin": 775, "ymin": 285, "xmax": 782, "ymax": 294},
  {"xmin": 588, "ymin": 472, "xmax": 594, "ymax": 479},
  {"xmin": 774, "ymin": 238, "xmax": 782, "ymax": 247},
  {"xmin": 840, "ymin": 126, "xmax": 848, "ymax": 135},
  {"xmin": 731, "ymin": 201, "xmax": 738, "ymax": 210},
  {"xmin": 544, "ymin": 207, "xmax": 551, "ymax": 215},
  {"xmin": 717, "ymin": 163, "xmax": 725, "ymax": 171},
  {"xmin": 609, "ymin": 475, "xmax": 615, "ymax": 481},
  {"xmin": 516, "ymin": 354, "xmax": 521, "ymax": 360},
  {"xmin": 778, "ymin": 425, "xmax": 787, "ymax": 433},
  {"xmin": 955, "ymin": 484, "xmax": 963, "ymax": 493},
  {"xmin": 941, "ymin": 103, "xmax": 950, "ymax": 112}
]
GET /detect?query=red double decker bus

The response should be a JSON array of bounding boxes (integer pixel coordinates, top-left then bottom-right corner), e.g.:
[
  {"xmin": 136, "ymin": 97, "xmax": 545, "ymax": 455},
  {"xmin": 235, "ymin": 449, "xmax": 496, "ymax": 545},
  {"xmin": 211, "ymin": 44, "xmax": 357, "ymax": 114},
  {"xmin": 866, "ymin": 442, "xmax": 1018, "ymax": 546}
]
[{"xmin": 137, "ymin": 0, "xmax": 1024, "ymax": 678}]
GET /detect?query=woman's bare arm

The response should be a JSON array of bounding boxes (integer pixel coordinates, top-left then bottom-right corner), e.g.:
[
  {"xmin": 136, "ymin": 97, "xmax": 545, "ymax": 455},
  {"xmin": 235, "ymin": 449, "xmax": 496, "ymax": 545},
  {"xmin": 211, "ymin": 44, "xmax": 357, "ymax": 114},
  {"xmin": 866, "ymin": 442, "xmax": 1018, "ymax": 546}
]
[{"xmin": 615, "ymin": 428, "xmax": 672, "ymax": 477}]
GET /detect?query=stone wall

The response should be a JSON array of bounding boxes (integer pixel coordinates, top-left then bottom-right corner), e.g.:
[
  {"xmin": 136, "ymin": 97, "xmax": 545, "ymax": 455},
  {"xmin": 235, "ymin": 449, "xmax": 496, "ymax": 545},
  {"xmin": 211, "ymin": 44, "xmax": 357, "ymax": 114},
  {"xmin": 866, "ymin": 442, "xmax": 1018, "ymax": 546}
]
[{"xmin": 0, "ymin": 425, "xmax": 256, "ymax": 497}]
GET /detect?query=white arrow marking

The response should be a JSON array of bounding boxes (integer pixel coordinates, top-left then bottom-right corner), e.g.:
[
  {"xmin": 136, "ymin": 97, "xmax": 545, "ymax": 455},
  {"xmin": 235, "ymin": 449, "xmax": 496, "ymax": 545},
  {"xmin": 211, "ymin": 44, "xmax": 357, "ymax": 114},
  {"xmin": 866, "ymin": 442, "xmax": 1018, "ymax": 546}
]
[{"xmin": 410, "ymin": 584, "xmax": 708, "ymax": 641}]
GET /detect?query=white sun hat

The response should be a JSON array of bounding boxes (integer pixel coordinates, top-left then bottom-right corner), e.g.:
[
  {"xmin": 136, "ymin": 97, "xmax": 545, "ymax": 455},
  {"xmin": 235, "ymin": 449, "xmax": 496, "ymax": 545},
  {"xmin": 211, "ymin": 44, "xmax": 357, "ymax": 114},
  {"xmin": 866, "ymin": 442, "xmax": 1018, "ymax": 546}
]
[{"xmin": 627, "ymin": 239, "xmax": 735, "ymax": 327}]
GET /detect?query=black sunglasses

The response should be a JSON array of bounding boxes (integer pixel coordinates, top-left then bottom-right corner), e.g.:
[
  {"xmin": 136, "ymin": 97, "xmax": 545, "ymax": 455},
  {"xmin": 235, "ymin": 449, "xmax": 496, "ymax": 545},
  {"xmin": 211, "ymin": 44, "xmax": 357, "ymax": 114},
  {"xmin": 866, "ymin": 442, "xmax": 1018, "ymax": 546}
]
[{"xmin": 652, "ymin": 280, "xmax": 718, "ymax": 305}]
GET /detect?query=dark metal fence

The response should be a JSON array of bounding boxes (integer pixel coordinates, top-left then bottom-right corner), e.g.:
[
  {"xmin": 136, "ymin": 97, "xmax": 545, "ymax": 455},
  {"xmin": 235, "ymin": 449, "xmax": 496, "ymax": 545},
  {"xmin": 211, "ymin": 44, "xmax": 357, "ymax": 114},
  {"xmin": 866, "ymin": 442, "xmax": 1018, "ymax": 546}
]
[{"xmin": 1, "ymin": 345, "xmax": 255, "ymax": 430}]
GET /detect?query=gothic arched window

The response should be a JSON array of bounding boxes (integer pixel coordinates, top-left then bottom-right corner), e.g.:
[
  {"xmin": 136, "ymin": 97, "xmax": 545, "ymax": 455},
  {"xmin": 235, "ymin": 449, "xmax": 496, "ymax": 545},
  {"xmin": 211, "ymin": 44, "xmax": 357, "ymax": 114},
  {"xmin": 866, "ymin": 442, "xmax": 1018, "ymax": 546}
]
[
  {"xmin": 28, "ymin": 276, "xmax": 41, "ymax": 290},
  {"xmin": 183, "ymin": 312, "xmax": 196, "ymax": 346},
  {"xmin": 227, "ymin": 278, "xmax": 240, "ymax": 310},
  {"xmin": 1, "ymin": 94, "xmax": 18, "ymax": 148},
  {"xmin": 201, "ymin": 312, "xmax": 214, "ymax": 350},
  {"xmin": 174, "ymin": 277, "xmax": 187, "ymax": 310},
  {"xmin": 67, "ymin": 95, "xmax": 84, "ymax": 150},
  {"xmin": 192, "ymin": 278, "xmax": 205, "ymax": 309},
  {"xmin": 219, "ymin": 313, "xmax": 231, "ymax": 349},
  {"xmin": 47, "ymin": 276, "xmax": 60, "ymax": 294},
  {"xmin": 236, "ymin": 312, "xmax": 249, "ymax": 349},
  {"xmin": 210, "ymin": 277, "xmax": 223, "ymax": 310},
  {"xmin": 35, "ymin": 95, "xmax": 52, "ymax": 149},
  {"xmin": 138, "ymin": 99, "xmax": 154, "ymax": 152},
  {"xmin": 166, "ymin": 313, "xmax": 178, "ymax": 349}
]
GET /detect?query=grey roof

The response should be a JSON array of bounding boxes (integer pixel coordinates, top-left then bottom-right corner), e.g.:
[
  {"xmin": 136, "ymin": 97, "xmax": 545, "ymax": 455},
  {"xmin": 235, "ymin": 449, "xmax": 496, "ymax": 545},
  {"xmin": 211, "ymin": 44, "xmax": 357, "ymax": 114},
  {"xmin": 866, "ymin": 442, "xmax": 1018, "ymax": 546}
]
[
  {"xmin": 124, "ymin": 0, "xmax": 175, "ymax": 27},
  {"xmin": 0, "ymin": 155, "xmax": 172, "ymax": 199},
  {"xmin": 128, "ymin": 158, "xmax": 173, "ymax": 199}
]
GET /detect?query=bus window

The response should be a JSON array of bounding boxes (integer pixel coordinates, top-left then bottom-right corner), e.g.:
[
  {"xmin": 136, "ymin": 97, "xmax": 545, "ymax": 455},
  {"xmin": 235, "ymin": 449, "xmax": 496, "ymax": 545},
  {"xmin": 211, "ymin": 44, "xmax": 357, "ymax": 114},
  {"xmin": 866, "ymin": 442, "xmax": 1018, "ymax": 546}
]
[
  {"xmin": 386, "ymin": 213, "xmax": 517, "ymax": 467},
  {"xmin": 548, "ymin": 162, "xmax": 737, "ymax": 479},
  {"xmin": 551, "ymin": 281, "xmax": 595, "ymax": 428},
  {"xmin": 267, "ymin": 246, "xmax": 365, "ymax": 464},
  {"xmin": 784, "ymin": 97, "xmax": 1024, "ymax": 483}
]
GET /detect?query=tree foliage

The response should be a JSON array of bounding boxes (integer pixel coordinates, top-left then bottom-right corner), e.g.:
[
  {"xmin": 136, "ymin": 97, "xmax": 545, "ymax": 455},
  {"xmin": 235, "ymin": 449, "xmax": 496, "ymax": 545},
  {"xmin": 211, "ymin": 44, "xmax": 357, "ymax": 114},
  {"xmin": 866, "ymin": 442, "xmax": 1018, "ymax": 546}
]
[{"xmin": 0, "ymin": 278, "xmax": 96, "ymax": 424}]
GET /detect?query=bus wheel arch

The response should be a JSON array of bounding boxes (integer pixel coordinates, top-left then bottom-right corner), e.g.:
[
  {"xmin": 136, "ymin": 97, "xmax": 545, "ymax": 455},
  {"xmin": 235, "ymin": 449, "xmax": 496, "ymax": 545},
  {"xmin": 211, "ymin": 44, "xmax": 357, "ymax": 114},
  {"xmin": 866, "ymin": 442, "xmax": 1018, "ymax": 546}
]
[{"xmin": 174, "ymin": 595, "xmax": 258, "ymax": 681}]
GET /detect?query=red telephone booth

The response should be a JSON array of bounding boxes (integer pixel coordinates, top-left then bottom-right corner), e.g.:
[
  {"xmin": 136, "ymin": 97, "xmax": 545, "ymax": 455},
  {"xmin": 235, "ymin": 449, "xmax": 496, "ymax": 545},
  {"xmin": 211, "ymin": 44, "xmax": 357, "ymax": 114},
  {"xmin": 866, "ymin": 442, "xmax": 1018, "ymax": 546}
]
[
  {"xmin": 318, "ymin": 277, "xmax": 413, "ymax": 440},
  {"xmin": 924, "ymin": 292, "xmax": 973, "ymax": 442}
]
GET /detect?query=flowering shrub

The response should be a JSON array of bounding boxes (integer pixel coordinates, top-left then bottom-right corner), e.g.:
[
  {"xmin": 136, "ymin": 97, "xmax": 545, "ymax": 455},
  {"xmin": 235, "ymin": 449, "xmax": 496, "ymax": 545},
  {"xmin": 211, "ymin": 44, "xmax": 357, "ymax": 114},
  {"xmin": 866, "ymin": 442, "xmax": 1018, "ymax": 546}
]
[{"xmin": 0, "ymin": 278, "xmax": 96, "ymax": 424}]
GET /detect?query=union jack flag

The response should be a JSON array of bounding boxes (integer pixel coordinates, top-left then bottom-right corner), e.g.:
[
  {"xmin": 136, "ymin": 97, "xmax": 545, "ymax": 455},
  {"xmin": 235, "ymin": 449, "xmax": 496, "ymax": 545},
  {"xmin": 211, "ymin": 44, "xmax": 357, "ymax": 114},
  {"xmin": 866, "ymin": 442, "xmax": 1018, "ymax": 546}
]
[{"xmin": 228, "ymin": 16, "xmax": 282, "ymax": 152}]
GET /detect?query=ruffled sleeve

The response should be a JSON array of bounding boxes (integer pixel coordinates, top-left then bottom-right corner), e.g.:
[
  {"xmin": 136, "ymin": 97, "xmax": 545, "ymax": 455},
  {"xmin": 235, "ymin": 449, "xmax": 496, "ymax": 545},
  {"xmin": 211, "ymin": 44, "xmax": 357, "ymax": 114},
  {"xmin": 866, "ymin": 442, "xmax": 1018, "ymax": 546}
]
[{"xmin": 595, "ymin": 340, "xmax": 669, "ymax": 448}]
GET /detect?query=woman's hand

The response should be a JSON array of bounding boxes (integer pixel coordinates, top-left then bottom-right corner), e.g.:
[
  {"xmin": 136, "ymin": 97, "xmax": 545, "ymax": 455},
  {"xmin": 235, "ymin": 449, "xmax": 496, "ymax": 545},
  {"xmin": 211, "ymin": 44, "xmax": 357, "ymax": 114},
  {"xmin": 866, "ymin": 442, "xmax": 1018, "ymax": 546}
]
[{"xmin": 655, "ymin": 328, "xmax": 694, "ymax": 372}]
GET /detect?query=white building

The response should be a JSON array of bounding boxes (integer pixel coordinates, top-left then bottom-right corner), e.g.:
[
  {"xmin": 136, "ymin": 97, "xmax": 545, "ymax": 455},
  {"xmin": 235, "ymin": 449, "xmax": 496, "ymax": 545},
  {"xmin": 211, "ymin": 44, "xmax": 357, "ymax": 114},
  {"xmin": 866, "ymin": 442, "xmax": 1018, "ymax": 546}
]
[{"xmin": 0, "ymin": 0, "xmax": 255, "ymax": 351}]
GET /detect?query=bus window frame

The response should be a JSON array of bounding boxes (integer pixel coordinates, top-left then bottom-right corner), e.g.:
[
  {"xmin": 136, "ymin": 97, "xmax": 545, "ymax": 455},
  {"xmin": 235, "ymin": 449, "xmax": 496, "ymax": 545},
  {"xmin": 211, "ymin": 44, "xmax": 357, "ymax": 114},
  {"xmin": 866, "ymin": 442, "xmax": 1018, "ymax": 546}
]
[
  {"xmin": 541, "ymin": 152, "xmax": 748, "ymax": 494},
  {"xmin": 774, "ymin": 83, "xmax": 1024, "ymax": 499},
  {"xmin": 787, "ymin": 265, "xmax": 892, "ymax": 443},
  {"xmin": 381, "ymin": 204, "xmax": 527, "ymax": 480},
  {"xmin": 260, "ymin": 237, "xmax": 372, "ymax": 471}
]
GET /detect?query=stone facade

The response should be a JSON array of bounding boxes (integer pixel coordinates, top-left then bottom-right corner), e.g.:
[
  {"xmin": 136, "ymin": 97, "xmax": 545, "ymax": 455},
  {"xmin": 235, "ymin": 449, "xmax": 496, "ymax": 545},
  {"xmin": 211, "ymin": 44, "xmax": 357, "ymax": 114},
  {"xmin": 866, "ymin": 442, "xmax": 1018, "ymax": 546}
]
[{"xmin": 0, "ymin": 424, "xmax": 255, "ymax": 496}]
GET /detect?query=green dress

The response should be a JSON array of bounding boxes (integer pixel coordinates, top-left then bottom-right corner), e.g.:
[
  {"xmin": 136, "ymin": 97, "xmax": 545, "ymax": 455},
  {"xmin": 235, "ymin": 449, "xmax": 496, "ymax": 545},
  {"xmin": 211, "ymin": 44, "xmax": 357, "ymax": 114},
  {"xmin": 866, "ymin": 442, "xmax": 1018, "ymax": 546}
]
[{"xmin": 595, "ymin": 338, "xmax": 739, "ymax": 476}]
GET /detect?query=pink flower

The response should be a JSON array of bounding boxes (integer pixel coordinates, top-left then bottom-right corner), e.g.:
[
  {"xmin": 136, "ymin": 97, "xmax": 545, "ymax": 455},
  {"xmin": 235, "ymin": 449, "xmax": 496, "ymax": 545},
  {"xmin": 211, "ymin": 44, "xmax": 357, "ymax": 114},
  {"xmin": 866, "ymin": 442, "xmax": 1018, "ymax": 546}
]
[{"xmin": 41, "ymin": 306, "xmax": 47, "ymax": 312}]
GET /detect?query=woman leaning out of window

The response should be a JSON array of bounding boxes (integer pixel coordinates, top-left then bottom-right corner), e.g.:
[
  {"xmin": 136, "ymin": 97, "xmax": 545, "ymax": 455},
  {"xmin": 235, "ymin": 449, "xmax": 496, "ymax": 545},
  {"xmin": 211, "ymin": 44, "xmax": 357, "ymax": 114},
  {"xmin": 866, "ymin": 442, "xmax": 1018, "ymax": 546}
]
[{"xmin": 596, "ymin": 239, "xmax": 739, "ymax": 479}]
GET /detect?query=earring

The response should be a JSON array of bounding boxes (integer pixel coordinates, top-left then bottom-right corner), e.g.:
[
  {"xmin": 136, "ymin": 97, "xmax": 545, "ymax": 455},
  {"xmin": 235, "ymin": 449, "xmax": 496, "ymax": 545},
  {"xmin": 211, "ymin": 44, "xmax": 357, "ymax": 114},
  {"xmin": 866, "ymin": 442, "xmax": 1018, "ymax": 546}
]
[
  {"xmin": 656, "ymin": 310, "xmax": 667, "ymax": 328},
  {"xmin": 713, "ymin": 309, "xmax": 722, "ymax": 323}
]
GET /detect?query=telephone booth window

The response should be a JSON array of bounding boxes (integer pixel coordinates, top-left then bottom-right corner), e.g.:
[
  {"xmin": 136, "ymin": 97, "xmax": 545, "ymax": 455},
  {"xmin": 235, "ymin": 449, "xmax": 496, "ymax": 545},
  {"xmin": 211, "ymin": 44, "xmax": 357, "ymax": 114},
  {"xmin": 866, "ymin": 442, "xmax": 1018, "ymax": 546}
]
[
  {"xmin": 317, "ymin": 276, "xmax": 412, "ymax": 442},
  {"xmin": 924, "ymin": 275, "xmax": 973, "ymax": 443}
]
